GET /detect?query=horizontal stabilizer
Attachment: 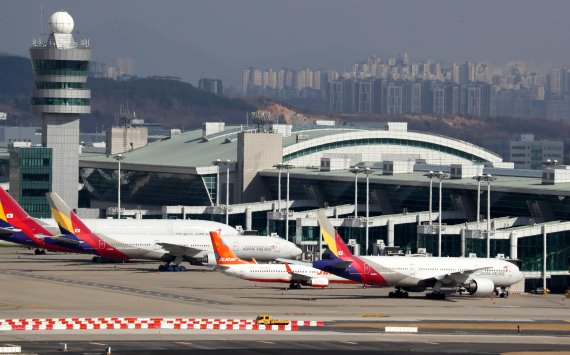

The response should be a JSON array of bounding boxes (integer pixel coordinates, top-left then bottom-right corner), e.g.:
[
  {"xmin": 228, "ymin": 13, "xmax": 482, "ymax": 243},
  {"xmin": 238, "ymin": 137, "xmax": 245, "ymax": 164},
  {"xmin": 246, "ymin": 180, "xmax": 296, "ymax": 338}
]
[
  {"xmin": 327, "ymin": 259, "xmax": 353, "ymax": 270},
  {"xmin": 39, "ymin": 234, "xmax": 84, "ymax": 247},
  {"xmin": 0, "ymin": 226, "xmax": 21, "ymax": 235}
]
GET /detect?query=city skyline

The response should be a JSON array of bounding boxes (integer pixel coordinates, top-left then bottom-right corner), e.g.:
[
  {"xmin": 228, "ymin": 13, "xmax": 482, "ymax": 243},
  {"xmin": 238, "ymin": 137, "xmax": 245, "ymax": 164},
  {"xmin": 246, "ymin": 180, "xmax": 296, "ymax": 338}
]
[{"xmin": 2, "ymin": 1, "xmax": 570, "ymax": 86}]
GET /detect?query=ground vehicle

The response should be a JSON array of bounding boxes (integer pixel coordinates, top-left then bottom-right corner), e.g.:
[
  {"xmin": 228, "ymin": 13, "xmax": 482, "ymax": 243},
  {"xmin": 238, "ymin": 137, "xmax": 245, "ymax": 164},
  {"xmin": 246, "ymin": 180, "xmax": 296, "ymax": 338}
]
[
  {"xmin": 531, "ymin": 287, "xmax": 550, "ymax": 295},
  {"xmin": 255, "ymin": 315, "xmax": 289, "ymax": 326}
]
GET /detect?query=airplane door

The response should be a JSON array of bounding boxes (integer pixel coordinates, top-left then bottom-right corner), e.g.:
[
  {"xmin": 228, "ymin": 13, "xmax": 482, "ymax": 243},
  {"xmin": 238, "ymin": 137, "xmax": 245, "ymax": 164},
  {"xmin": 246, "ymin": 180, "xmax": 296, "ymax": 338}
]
[
  {"xmin": 233, "ymin": 242, "xmax": 239, "ymax": 251},
  {"xmin": 98, "ymin": 240, "xmax": 106, "ymax": 250},
  {"xmin": 364, "ymin": 263, "xmax": 371, "ymax": 274},
  {"xmin": 273, "ymin": 243, "xmax": 280, "ymax": 253},
  {"xmin": 409, "ymin": 263, "xmax": 416, "ymax": 276}
]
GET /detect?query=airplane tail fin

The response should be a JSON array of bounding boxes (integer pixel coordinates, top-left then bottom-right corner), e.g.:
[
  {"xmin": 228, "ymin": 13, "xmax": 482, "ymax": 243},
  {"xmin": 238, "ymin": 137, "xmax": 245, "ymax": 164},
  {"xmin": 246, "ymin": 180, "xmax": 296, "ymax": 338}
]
[
  {"xmin": 46, "ymin": 192, "xmax": 93, "ymax": 236},
  {"xmin": 209, "ymin": 230, "xmax": 251, "ymax": 265},
  {"xmin": 0, "ymin": 186, "xmax": 50, "ymax": 234},
  {"xmin": 0, "ymin": 187, "xmax": 34, "ymax": 225},
  {"xmin": 316, "ymin": 211, "xmax": 354, "ymax": 259}
]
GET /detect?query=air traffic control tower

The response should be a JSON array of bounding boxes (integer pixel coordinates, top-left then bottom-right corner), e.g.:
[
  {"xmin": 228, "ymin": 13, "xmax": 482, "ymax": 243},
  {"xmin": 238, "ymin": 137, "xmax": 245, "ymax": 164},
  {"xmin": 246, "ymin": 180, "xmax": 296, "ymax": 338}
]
[{"xmin": 30, "ymin": 10, "xmax": 91, "ymax": 208}]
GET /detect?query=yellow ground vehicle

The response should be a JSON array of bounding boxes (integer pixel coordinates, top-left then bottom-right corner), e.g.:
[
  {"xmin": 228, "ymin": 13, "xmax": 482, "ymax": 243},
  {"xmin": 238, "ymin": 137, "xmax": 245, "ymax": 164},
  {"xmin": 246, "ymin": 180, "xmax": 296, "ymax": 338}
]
[{"xmin": 255, "ymin": 314, "xmax": 289, "ymax": 326}]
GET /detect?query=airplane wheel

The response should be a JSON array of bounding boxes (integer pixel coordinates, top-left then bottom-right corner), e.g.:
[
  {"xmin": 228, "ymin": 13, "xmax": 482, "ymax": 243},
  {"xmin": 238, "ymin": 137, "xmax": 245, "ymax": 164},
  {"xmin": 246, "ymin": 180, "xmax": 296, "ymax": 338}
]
[
  {"xmin": 178, "ymin": 265, "xmax": 187, "ymax": 272},
  {"xmin": 388, "ymin": 291, "xmax": 394, "ymax": 298},
  {"xmin": 34, "ymin": 249, "xmax": 41, "ymax": 255},
  {"xmin": 403, "ymin": 292, "xmax": 409, "ymax": 298},
  {"xmin": 158, "ymin": 265, "xmax": 166, "ymax": 272}
]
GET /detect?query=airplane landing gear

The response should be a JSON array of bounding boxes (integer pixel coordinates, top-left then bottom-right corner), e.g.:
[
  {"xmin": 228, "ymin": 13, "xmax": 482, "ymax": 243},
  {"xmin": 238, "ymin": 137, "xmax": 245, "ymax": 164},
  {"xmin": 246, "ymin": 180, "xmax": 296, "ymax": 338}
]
[
  {"xmin": 289, "ymin": 283, "xmax": 301, "ymax": 289},
  {"xmin": 497, "ymin": 287, "xmax": 509, "ymax": 298},
  {"xmin": 388, "ymin": 288, "xmax": 409, "ymax": 298},
  {"xmin": 34, "ymin": 249, "xmax": 46, "ymax": 255}
]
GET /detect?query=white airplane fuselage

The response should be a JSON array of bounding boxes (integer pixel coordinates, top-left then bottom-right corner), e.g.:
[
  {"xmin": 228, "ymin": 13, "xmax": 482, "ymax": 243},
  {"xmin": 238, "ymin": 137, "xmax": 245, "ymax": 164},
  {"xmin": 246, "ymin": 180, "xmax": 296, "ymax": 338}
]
[
  {"xmin": 221, "ymin": 263, "xmax": 353, "ymax": 284},
  {"xmin": 359, "ymin": 256, "xmax": 523, "ymax": 289}
]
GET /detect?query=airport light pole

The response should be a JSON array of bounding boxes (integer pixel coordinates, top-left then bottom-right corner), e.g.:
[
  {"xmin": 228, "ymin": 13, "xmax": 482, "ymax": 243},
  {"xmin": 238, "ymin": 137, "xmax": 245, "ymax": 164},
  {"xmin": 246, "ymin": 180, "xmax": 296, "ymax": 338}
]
[
  {"xmin": 213, "ymin": 159, "xmax": 233, "ymax": 225},
  {"xmin": 350, "ymin": 167, "xmax": 361, "ymax": 218},
  {"xmin": 114, "ymin": 154, "xmax": 124, "ymax": 219},
  {"xmin": 473, "ymin": 175, "xmax": 483, "ymax": 231},
  {"xmin": 436, "ymin": 171, "xmax": 448, "ymax": 257},
  {"xmin": 273, "ymin": 163, "xmax": 289, "ymax": 213},
  {"xmin": 213, "ymin": 159, "xmax": 221, "ymax": 205},
  {"xmin": 363, "ymin": 167, "xmax": 372, "ymax": 255},
  {"xmin": 482, "ymin": 174, "xmax": 497, "ymax": 258},
  {"xmin": 274, "ymin": 163, "xmax": 294, "ymax": 240},
  {"xmin": 423, "ymin": 171, "xmax": 437, "ymax": 226},
  {"xmin": 277, "ymin": 163, "xmax": 294, "ymax": 241}
]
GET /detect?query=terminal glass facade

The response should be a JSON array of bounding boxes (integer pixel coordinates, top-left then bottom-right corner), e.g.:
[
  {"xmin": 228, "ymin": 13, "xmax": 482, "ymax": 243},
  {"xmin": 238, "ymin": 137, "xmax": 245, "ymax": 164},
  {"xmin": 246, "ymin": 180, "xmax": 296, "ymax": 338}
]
[
  {"xmin": 518, "ymin": 232, "xmax": 570, "ymax": 272},
  {"xmin": 9, "ymin": 148, "xmax": 52, "ymax": 218}
]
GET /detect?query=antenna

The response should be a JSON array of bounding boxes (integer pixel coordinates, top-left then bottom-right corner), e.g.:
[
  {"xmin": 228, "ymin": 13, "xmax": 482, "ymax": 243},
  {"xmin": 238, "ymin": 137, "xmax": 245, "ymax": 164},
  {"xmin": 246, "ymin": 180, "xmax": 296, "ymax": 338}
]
[{"xmin": 39, "ymin": 1, "xmax": 43, "ymax": 35}]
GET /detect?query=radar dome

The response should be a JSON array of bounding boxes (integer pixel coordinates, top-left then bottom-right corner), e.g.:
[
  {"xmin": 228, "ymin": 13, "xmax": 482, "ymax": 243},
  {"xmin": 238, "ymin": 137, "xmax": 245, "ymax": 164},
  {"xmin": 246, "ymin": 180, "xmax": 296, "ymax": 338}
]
[{"xmin": 49, "ymin": 11, "xmax": 74, "ymax": 34}]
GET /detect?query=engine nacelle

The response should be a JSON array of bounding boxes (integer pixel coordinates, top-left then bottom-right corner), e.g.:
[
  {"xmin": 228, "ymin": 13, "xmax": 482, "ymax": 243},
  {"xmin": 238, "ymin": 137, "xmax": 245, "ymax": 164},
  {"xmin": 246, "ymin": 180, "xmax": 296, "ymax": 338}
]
[
  {"xmin": 464, "ymin": 278, "xmax": 495, "ymax": 296},
  {"xmin": 302, "ymin": 277, "xmax": 329, "ymax": 288},
  {"xmin": 402, "ymin": 286, "xmax": 427, "ymax": 293},
  {"xmin": 186, "ymin": 255, "xmax": 210, "ymax": 266}
]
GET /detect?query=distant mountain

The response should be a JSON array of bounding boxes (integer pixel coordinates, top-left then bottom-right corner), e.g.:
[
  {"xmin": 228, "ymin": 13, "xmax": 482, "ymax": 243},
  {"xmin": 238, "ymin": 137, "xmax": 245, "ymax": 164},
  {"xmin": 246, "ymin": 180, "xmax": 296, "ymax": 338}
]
[
  {"xmin": 0, "ymin": 54, "xmax": 255, "ymax": 131},
  {"xmin": 82, "ymin": 20, "xmax": 241, "ymax": 86}
]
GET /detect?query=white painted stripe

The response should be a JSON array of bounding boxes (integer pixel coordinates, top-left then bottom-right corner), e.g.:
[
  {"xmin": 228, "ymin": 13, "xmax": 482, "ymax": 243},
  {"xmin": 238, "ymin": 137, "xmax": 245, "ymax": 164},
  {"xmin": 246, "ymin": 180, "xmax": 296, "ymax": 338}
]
[{"xmin": 385, "ymin": 326, "xmax": 418, "ymax": 333}]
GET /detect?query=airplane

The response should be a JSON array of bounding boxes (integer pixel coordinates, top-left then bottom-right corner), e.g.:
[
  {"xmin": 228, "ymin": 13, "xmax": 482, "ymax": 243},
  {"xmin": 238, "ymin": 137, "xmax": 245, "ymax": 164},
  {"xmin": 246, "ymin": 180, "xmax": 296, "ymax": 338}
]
[
  {"xmin": 312, "ymin": 212, "xmax": 524, "ymax": 299},
  {"xmin": 45, "ymin": 192, "xmax": 302, "ymax": 270},
  {"xmin": 0, "ymin": 187, "xmax": 75, "ymax": 254},
  {"xmin": 209, "ymin": 230, "xmax": 355, "ymax": 288}
]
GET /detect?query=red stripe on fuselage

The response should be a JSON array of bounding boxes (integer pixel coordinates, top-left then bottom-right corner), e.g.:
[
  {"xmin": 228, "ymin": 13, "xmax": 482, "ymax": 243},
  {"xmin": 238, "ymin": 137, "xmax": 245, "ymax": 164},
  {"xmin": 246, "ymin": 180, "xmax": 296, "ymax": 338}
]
[{"xmin": 69, "ymin": 214, "xmax": 130, "ymax": 260}]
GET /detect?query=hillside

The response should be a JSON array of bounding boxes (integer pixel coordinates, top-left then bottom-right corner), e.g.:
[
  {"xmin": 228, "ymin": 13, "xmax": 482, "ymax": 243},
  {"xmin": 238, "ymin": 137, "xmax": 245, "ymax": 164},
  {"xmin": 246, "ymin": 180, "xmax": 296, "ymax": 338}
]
[{"xmin": 0, "ymin": 54, "xmax": 255, "ymax": 131}]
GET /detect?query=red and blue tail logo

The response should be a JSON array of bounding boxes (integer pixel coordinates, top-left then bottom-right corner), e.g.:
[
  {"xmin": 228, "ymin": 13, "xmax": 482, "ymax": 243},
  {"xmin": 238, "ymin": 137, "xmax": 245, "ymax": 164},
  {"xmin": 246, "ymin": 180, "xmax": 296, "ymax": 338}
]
[
  {"xmin": 314, "ymin": 212, "xmax": 388, "ymax": 286},
  {"xmin": 47, "ymin": 192, "xmax": 129, "ymax": 260},
  {"xmin": 0, "ymin": 187, "xmax": 72, "ymax": 252}
]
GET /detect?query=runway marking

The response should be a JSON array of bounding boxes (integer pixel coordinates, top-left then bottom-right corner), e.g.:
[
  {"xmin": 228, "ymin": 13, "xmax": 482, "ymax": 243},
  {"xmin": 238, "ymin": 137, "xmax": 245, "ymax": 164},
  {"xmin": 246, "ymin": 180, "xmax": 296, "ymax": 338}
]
[
  {"xmin": 341, "ymin": 341, "xmax": 358, "ymax": 345},
  {"xmin": 258, "ymin": 341, "xmax": 275, "ymax": 345},
  {"xmin": 332, "ymin": 322, "xmax": 570, "ymax": 331},
  {"xmin": 357, "ymin": 313, "xmax": 385, "ymax": 318},
  {"xmin": 174, "ymin": 342, "xmax": 192, "ymax": 346},
  {"xmin": 4, "ymin": 344, "xmax": 19, "ymax": 347},
  {"xmin": 89, "ymin": 342, "xmax": 107, "ymax": 346}
]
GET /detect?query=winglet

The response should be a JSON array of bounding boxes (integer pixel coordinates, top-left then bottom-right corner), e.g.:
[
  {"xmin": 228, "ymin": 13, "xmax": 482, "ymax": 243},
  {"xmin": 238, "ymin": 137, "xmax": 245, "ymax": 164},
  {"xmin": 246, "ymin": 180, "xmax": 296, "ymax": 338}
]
[
  {"xmin": 284, "ymin": 262, "xmax": 293, "ymax": 274},
  {"xmin": 316, "ymin": 211, "xmax": 353, "ymax": 259},
  {"xmin": 209, "ymin": 230, "xmax": 251, "ymax": 265}
]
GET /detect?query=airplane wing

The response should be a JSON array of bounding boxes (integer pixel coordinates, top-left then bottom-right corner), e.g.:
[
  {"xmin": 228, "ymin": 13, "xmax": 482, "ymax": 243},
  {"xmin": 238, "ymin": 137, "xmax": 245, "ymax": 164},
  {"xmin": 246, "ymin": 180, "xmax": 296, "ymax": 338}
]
[
  {"xmin": 0, "ymin": 226, "xmax": 21, "ymax": 235},
  {"xmin": 428, "ymin": 267, "xmax": 492, "ymax": 285},
  {"xmin": 157, "ymin": 242, "xmax": 204, "ymax": 257},
  {"xmin": 276, "ymin": 258, "xmax": 312, "ymax": 267},
  {"xmin": 36, "ymin": 234, "xmax": 84, "ymax": 247},
  {"xmin": 284, "ymin": 263, "xmax": 314, "ymax": 282}
]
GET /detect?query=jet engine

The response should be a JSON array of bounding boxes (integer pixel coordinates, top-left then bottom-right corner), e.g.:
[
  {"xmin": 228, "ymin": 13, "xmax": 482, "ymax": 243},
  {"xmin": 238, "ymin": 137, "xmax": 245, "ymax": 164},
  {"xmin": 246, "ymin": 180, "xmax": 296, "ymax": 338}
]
[
  {"xmin": 464, "ymin": 278, "xmax": 495, "ymax": 296},
  {"xmin": 302, "ymin": 277, "xmax": 329, "ymax": 288}
]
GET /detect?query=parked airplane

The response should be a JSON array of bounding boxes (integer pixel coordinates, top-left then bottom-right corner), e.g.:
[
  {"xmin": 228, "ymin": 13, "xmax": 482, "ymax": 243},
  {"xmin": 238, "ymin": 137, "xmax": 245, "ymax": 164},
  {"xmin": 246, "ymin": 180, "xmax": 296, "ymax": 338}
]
[
  {"xmin": 209, "ymin": 230, "xmax": 354, "ymax": 288},
  {"xmin": 312, "ymin": 212, "xmax": 524, "ymax": 299},
  {"xmin": 45, "ymin": 192, "xmax": 302, "ymax": 270},
  {"xmin": 0, "ymin": 187, "xmax": 74, "ymax": 254}
]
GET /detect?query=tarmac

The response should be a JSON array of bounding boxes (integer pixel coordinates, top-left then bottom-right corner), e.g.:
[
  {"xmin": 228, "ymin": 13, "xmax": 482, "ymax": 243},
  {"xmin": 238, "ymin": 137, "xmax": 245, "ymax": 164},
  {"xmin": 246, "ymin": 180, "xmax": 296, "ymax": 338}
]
[{"xmin": 0, "ymin": 247, "xmax": 569, "ymax": 354}]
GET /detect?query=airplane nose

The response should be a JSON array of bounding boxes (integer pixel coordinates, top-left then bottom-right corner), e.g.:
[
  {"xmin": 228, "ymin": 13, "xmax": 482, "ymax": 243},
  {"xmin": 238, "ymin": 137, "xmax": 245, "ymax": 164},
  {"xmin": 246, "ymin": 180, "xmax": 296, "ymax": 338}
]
[{"xmin": 292, "ymin": 245, "xmax": 302, "ymax": 258}]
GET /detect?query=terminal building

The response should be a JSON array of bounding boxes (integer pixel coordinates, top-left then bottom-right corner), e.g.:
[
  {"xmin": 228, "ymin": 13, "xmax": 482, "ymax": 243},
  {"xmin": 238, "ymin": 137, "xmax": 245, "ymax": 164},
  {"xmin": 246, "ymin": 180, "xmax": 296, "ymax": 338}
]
[{"xmin": 71, "ymin": 121, "xmax": 570, "ymax": 290}]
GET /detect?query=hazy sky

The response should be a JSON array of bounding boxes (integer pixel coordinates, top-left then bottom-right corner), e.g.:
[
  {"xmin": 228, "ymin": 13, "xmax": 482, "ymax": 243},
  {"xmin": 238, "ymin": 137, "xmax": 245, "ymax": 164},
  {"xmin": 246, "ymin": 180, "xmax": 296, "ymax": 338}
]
[{"xmin": 2, "ymin": 0, "xmax": 570, "ymax": 81}]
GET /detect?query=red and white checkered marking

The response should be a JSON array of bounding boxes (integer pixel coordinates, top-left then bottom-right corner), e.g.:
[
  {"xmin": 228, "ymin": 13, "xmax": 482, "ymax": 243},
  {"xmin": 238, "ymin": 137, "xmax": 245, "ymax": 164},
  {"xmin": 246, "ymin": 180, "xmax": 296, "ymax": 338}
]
[{"xmin": 0, "ymin": 317, "xmax": 324, "ymax": 332}]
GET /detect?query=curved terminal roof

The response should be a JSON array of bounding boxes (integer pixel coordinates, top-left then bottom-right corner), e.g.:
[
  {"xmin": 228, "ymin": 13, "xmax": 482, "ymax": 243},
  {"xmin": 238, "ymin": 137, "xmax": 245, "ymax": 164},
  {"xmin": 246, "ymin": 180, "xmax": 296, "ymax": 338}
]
[
  {"xmin": 282, "ymin": 127, "xmax": 502, "ymax": 166},
  {"xmin": 79, "ymin": 124, "xmax": 502, "ymax": 172}
]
